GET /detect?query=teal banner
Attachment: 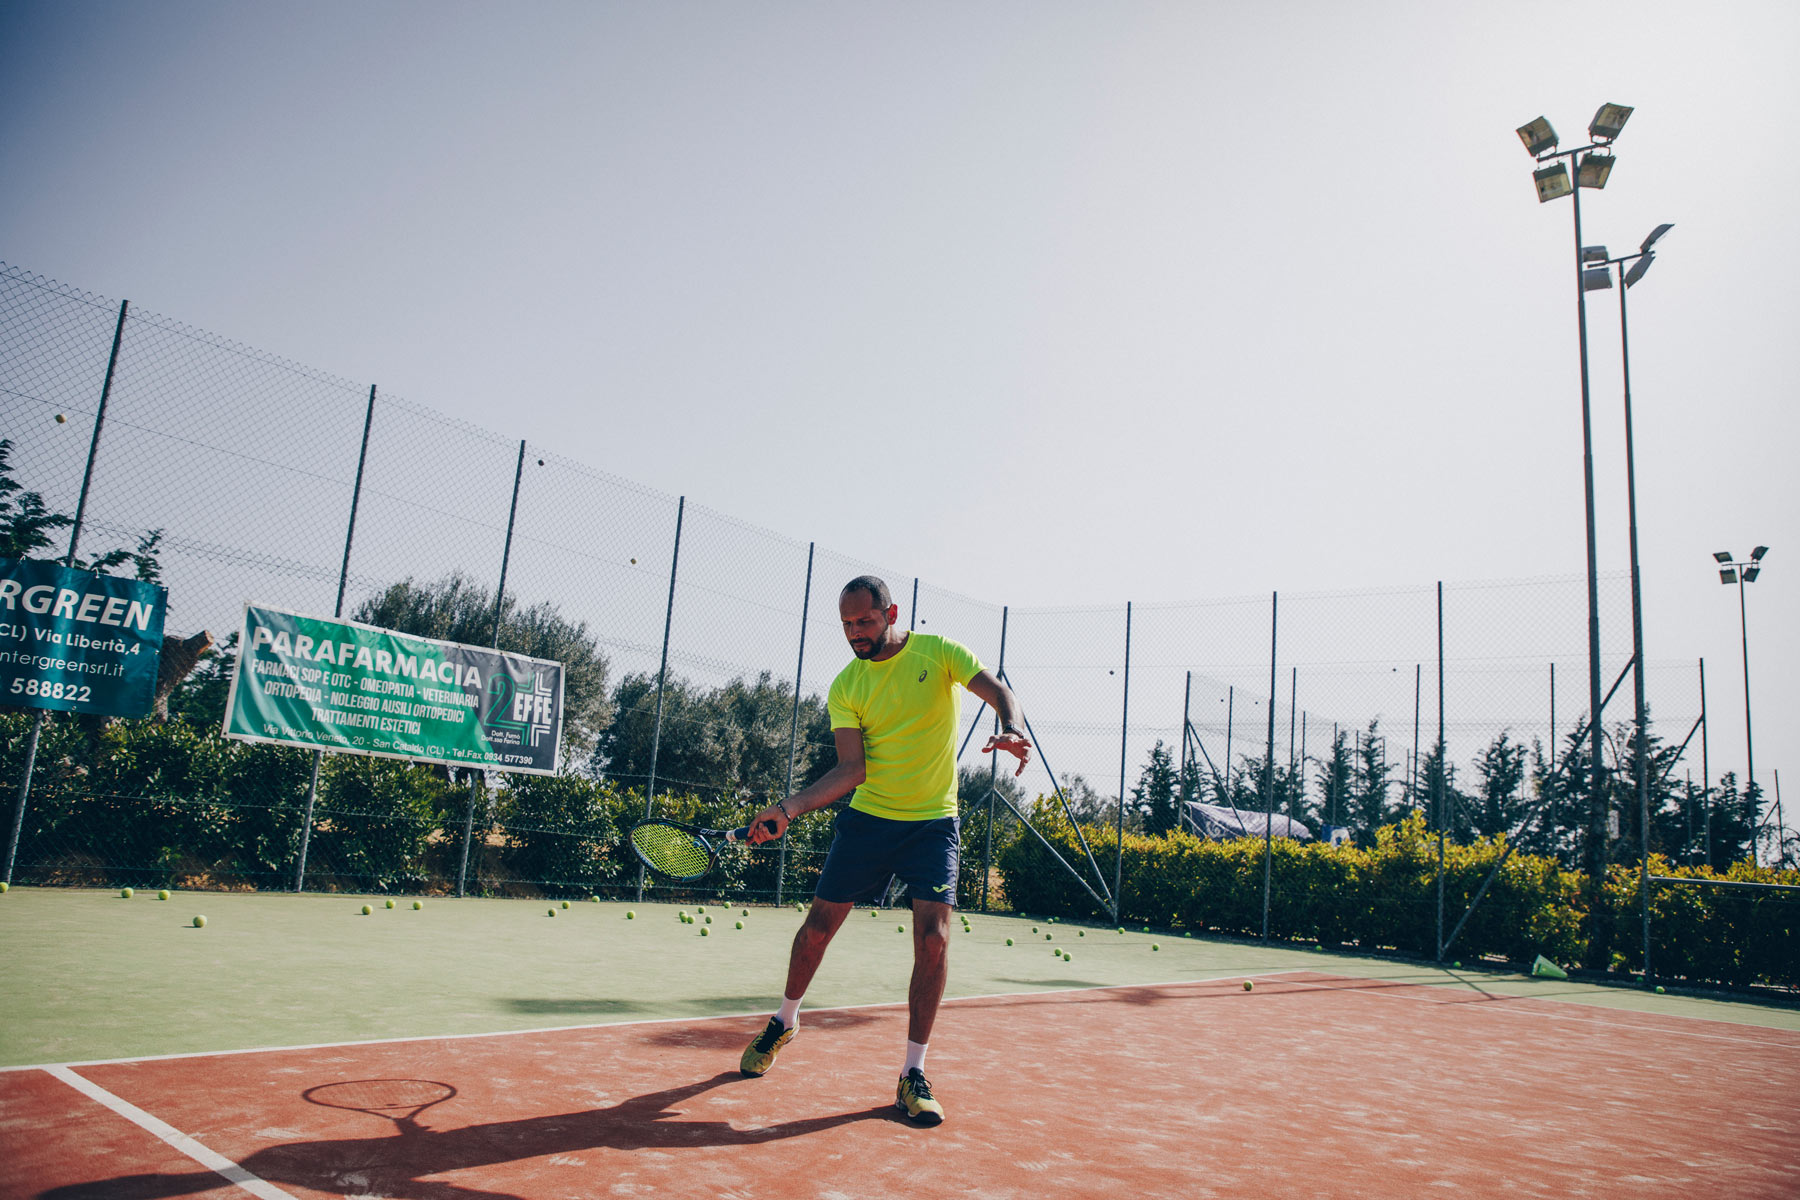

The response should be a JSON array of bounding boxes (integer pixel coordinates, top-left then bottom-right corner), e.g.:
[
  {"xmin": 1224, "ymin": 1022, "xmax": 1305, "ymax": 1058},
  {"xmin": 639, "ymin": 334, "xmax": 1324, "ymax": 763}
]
[
  {"xmin": 222, "ymin": 604, "xmax": 564, "ymax": 774},
  {"xmin": 0, "ymin": 557, "xmax": 166, "ymax": 718}
]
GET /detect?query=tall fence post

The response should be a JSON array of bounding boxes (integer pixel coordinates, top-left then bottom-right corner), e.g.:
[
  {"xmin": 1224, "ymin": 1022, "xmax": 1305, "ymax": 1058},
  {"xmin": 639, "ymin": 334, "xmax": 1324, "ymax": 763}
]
[
  {"xmin": 294, "ymin": 383, "xmax": 376, "ymax": 893},
  {"xmin": 1435, "ymin": 581, "xmax": 1446, "ymax": 960},
  {"xmin": 5, "ymin": 298, "xmax": 128, "ymax": 888},
  {"xmin": 979, "ymin": 606, "xmax": 1008, "ymax": 912},
  {"xmin": 1699, "ymin": 657, "xmax": 1710, "ymax": 867},
  {"xmin": 1287, "ymin": 667, "xmax": 1298, "ymax": 822},
  {"xmin": 1178, "ymin": 672, "xmax": 1193, "ymax": 820},
  {"xmin": 1260, "ymin": 590, "xmax": 1278, "ymax": 941},
  {"xmin": 635, "ymin": 496, "xmax": 686, "ymax": 903},
  {"xmin": 457, "ymin": 439, "xmax": 526, "ymax": 899},
  {"xmin": 1114, "ymin": 602, "xmax": 1131, "ymax": 923},
  {"xmin": 777, "ymin": 542, "xmax": 815, "ymax": 906}
]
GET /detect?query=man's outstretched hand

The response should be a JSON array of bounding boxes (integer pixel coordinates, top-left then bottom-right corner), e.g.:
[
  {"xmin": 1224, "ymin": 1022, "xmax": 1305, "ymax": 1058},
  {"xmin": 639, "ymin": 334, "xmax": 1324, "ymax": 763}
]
[{"xmin": 981, "ymin": 731, "xmax": 1032, "ymax": 776}]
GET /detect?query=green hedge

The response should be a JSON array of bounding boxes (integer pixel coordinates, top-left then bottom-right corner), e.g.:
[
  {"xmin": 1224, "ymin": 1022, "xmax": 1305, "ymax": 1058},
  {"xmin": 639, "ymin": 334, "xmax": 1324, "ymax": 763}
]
[{"xmin": 995, "ymin": 802, "xmax": 1794, "ymax": 991}]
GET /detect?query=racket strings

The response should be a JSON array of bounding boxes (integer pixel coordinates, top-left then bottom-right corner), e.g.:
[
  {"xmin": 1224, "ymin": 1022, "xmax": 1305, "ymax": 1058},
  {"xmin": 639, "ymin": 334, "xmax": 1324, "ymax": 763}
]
[{"xmin": 631, "ymin": 822, "xmax": 713, "ymax": 878}]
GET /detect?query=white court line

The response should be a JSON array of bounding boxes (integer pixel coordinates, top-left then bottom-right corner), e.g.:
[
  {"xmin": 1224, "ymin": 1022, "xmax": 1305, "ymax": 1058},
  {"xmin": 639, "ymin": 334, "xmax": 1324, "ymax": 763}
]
[
  {"xmin": 44, "ymin": 1065, "xmax": 299, "ymax": 1200},
  {"xmin": 1317, "ymin": 975, "xmax": 1800, "ymax": 1048}
]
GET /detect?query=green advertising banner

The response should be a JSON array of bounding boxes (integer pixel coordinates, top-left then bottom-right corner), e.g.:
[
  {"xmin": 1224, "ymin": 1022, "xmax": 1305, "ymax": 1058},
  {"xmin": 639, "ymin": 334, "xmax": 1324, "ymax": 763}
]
[
  {"xmin": 0, "ymin": 557, "xmax": 167, "ymax": 718},
  {"xmin": 222, "ymin": 604, "xmax": 564, "ymax": 774}
]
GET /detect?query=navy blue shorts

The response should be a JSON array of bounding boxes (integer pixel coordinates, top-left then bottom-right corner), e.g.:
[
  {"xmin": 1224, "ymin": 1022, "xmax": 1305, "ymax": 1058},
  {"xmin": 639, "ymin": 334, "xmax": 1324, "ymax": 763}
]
[{"xmin": 814, "ymin": 807, "xmax": 961, "ymax": 908}]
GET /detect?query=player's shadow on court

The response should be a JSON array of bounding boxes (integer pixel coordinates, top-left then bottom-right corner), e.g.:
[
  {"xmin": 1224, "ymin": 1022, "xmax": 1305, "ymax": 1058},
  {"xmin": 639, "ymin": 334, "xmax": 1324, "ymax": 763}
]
[{"xmin": 40, "ymin": 1071, "xmax": 901, "ymax": 1200}]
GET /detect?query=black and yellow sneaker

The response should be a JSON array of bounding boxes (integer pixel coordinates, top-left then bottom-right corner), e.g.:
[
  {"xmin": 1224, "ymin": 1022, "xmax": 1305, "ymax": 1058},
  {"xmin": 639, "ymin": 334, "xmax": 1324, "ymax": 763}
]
[
  {"xmin": 895, "ymin": 1069, "xmax": 945, "ymax": 1126},
  {"xmin": 739, "ymin": 1018, "xmax": 795, "ymax": 1077}
]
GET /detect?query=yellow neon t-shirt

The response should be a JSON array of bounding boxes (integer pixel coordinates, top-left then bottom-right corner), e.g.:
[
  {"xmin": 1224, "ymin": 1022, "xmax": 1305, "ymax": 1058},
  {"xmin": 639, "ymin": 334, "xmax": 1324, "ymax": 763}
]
[{"xmin": 826, "ymin": 633, "xmax": 983, "ymax": 821}]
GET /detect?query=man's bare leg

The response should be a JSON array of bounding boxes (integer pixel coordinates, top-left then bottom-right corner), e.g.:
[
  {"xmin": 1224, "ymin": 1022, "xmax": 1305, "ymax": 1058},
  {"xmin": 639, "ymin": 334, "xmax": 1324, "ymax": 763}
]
[
  {"xmin": 906, "ymin": 899, "xmax": 953, "ymax": 1045},
  {"xmin": 783, "ymin": 897, "xmax": 852, "ymax": 1003}
]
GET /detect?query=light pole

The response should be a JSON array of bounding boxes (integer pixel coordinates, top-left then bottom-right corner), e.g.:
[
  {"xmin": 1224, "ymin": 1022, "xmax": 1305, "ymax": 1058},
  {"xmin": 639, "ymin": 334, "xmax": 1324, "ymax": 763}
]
[
  {"xmin": 1596, "ymin": 223, "xmax": 1673, "ymax": 983},
  {"xmin": 1713, "ymin": 546, "xmax": 1769, "ymax": 861},
  {"xmin": 1517, "ymin": 103, "xmax": 1634, "ymax": 892}
]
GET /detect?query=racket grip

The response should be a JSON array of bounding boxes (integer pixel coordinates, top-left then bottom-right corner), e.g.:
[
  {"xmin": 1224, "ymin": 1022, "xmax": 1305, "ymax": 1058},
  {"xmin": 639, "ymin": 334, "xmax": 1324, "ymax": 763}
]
[{"xmin": 728, "ymin": 820, "xmax": 780, "ymax": 843}]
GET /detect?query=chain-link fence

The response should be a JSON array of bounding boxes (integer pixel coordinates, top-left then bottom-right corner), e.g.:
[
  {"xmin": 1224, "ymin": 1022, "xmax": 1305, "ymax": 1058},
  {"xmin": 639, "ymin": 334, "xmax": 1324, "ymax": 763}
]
[{"xmin": 3, "ymin": 261, "xmax": 1791, "ymax": 991}]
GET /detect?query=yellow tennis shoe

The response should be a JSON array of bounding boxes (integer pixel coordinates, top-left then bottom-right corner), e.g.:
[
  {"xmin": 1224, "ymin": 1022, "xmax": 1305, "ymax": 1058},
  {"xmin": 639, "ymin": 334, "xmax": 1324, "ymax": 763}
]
[
  {"xmin": 739, "ymin": 1018, "xmax": 795, "ymax": 1077},
  {"xmin": 895, "ymin": 1069, "xmax": 944, "ymax": 1126}
]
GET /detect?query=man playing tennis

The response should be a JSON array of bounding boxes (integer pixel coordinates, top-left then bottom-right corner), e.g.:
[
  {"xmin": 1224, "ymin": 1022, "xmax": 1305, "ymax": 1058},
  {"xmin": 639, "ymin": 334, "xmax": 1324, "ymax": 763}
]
[{"xmin": 740, "ymin": 575, "xmax": 1030, "ymax": 1126}]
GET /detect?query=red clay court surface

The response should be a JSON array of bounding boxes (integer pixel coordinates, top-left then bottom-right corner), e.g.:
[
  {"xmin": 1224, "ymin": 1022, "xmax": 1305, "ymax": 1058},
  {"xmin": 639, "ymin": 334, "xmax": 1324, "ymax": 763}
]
[{"xmin": 4, "ymin": 971, "xmax": 1797, "ymax": 1200}]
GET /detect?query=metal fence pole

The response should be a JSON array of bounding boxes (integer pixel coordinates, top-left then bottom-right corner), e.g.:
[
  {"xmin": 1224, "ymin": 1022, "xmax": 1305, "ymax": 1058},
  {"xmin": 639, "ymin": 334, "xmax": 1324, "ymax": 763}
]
[
  {"xmin": 1260, "ymin": 590, "xmax": 1278, "ymax": 941},
  {"xmin": 1287, "ymin": 667, "xmax": 1298, "ymax": 822},
  {"xmin": 457, "ymin": 440, "xmax": 526, "ymax": 899},
  {"xmin": 1699, "ymin": 657, "xmax": 1710, "ymax": 867},
  {"xmin": 5, "ymin": 298, "xmax": 129, "ymax": 889},
  {"xmin": 295, "ymin": 383, "xmax": 376, "ymax": 893},
  {"xmin": 979, "ymin": 606, "xmax": 1008, "ymax": 911},
  {"xmin": 1179, "ymin": 672, "xmax": 1193, "ymax": 820},
  {"xmin": 1114, "ymin": 602, "xmax": 1131, "ymax": 923},
  {"xmin": 635, "ymin": 495, "xmax": 686, "ymax": 903},
  {"xmin": 776, "ymin": 542, "xmax": 815, "ymax": 905},
  {"xmin": 1225, "ymin": 687, "xmax": 1234, "ymax": 802},
  {"xmin": 1435, "ymin": 581, "xmax": 1446, "ymax": 960},
  {"xmin": 910, "ymin": 577, "xmax": 919, "ymax": 631}
]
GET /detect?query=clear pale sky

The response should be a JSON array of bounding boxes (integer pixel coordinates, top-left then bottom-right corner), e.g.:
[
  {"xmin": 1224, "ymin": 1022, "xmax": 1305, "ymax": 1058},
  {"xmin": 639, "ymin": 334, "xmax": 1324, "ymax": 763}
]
[{"xmin": 2, "ymin": 2, "xmax": 1794, "ymax": 825}]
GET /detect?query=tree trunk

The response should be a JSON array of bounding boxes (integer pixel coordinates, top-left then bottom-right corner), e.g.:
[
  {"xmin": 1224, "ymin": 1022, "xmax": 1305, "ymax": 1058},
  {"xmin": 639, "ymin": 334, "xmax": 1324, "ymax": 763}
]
[{"xmin": 153, "ymin": 630, "xmax": 213, "ymax": 720}]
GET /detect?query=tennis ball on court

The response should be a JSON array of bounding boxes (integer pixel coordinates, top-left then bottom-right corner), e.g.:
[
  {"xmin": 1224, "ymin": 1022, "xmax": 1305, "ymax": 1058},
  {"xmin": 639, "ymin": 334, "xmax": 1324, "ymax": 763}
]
[
  {"xmin": 1006, "ymin": 937, "xmax": 1014, "ymax": 946},
  {"xmin": 1244, "ymin": 980, "xmax": 1254, "ymax": 991},
  {"xmin": 385, "ymin": 899, "xmax": 396, "ymax": 909},
  {"xmin": 1654, "ymin": 985, "xmax": 1665, "ymax": 994},
  {"xmin": 192, "ymin": 914, "xmax": 206, "ymax": 928},
  {"xmin": 700, "ymin": 926, "xmax": 709, "ymax": 937},
  {"xmin": 591, "ymin": 896, "xmax": 600, "ymax": 903},
  {"xmin": 1064, "ymin": 953, "xmax": 1072, "ymax": 963},
  {"xmin": 561, "ymin": 900, "xmax": 570, "ymax": 910},
  {"xmin": 704, "ymin": 915, "xmax": 712, "ymax": 924},
  {"xmin": 361, "ymin": 904, "xmax": 372, "ymax": 915},
  {"xmin": 897, "ymin": 925, "xmax": 906, "ymax": 933},
  {"xmin": 697, "ymin": 905, "xmax": 705, "ymax": 913},
  {"xmin": 157, "ymin": 889, "xmax": 170, "ymax": 900},
  {"xmin": 1151, "ymin": 943, "xmax": 1160, "ymax": 951},
  {"xmin": 1045, "ymin": 933, "xmax": 1053, "ymax": 941},
  {"xmin": 1184, "ymin": 932, "xmax": 1192, "ymax": 938},
  {"xmin": 742, "ymin": 908, "xmax": 749, "ymax": 916},
  {"xmin": 413, "ymin": 900, "xmax": 423, "ymax": 910},
  {"xmin": 0, "ymin": 882, "xmax": 8, "ymax": 894},
  {"xmin": 1054, "ymin": 948, "xmax": 1062, "ymax": 958},
  {"xmin": 1118, "ymin": 927, "xmax": 1124, "ymax": 934},
  {"xmin": 1078, "ymin": 930, "xmax": 1084, "ymax": 937},
  {"xmin": 735, "ymin": 920, "xmax": 743, "ymax": 930},
  {"xmin": 1453, "ymin": 960, "xmax": 1462, "ymax": 969},
  {"xmin": 121, "ymin": 887, "xmax": 134, "ymax": 899},
  {"xmin": 548, "ymin": 908, "xmax": 556, "ymax": 917},
  {"xmin": 1031, "ymin": 926, "xmax": 1038, "ymax": 933},
  {"xmin": 626, "ymin": 910, "xmax": 635, "ymax": 919}
]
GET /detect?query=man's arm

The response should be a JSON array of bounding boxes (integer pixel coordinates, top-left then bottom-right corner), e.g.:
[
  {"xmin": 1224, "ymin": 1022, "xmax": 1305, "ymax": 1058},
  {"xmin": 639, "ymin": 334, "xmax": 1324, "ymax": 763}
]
[
  {"xmin": 966, "ymin": 668, "xmax": 1031, "ymax": 776},
  {"xmin": 746, "ymin": 726, "xmax": 865, "ymax": 844}
]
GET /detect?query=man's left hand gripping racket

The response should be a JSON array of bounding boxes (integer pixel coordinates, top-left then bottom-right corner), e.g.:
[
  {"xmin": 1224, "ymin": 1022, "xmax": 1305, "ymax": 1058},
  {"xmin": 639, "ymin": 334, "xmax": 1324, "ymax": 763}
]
[{"xmin": 628, "ymin": 818, "xmax": 778, "ymax": 882}]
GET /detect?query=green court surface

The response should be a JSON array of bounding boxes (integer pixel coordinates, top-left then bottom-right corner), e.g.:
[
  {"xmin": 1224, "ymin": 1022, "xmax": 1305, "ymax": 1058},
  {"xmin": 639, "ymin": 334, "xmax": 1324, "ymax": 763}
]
[{"xmin": 3, "ymin": 885, "xmax": 1795, "ymax": 1068}]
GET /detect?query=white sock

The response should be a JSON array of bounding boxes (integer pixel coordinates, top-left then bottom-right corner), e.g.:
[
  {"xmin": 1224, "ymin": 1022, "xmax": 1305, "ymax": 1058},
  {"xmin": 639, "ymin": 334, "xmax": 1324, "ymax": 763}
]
[
  {"xmin": 776, "ymin": 996, "xmax": 801, "ymax": 1028},
  {"xmin": 903, "ymin": 1040, "xmax": 928, "ymax": 1074}
]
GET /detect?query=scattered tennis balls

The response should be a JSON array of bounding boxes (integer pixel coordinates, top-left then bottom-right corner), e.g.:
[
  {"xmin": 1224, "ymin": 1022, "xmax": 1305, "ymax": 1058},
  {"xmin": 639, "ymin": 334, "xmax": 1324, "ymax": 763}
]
[
  {"xmin": 1117, "ymin": 927, "xmax": 1124, "ymax": 933},
  {"xmin": 1006, "ymin": 937, "xmax": 1014, "ymax": 946},
  {"xmin": 547, "ymin": 908, "xmax": 556, "ymax": 917},
  {"xmin": 742, "ymin": 908, "xmax": 749, "ymax": 916},
  {"xmin": 413, "ymin": 900, "xmax": 423, "ymax": 910},
  {"xmin": 121, "ymin": 887, "xmax": 134, "ymax": 899},
  {"xmin": 697, "ymin": 905, "xmax": 705, "ymax": 913},
  {"xmin": 1243, "ymin": 980, "xmax": 1254, "ymax": 991},
  {"xmin": 626, "ymin": 910, "xmax": 635, "ymax": 919},
  {"xmin": 1064, "ymin": 953, "xmax": 1072, "ymax": 963},
  {"xmin": 1453, "ymin": 961, "xmax": 1462, "ymax": 969},
  {"xmin": 704, "ymin": 915, "xmax": 712, "ymax": 924},
  {"xmin": 870, "ymin": 909, "xmax": 879, "ymax": 917},
  {"xmin": 591, "ymin": 895, "xmax": 600, "ymax": 903},
  {"xmin": 192, "ymin": 914, "xmax": 206, "ymax": 928},
  {"xmin": 361, "ymin": 904, "xmax": 372, "ymax": 915},
  {"xmin": 1152, "ymin": 943, "xmax": 1160, "ymax": 951},
  {"xmin": 1654, "ymin": 985, "xmax": 1666, "ymax": 994},
  {"xmin": 897, "ymin": 924, "xmax": 906, "ymax": 933},
  {"xmin": 386, "ymin": 899, "xmax": 396, "ymax": 909},
  {"xmin": 700, "ymin": 926, "xmax": 709, "ymax": 936},
  {"xmin": 1031, "ymin": 926, "xmax": 1038, "ymax": 933},
  {"xmin": 0, "ymin": 882, "xmax": 8, "ymax": 894},
  {"xmin": 735, "ymin": 920, "xmax": 743, "ymax": 929},
  {"xmin": 1077, "ymin": 930, "xmax": 1084, "ymax": 937},
  {"xmin": 1045, "ymin": 933, "xmax": 1053, "ymax": 941},
  {"xmin": 157, "ymin": 889, "xmax": 170, "ymax": 901},
  {"xmin": 1054, "ymin": 948, "xmax": 1063, "ymax": 958}
]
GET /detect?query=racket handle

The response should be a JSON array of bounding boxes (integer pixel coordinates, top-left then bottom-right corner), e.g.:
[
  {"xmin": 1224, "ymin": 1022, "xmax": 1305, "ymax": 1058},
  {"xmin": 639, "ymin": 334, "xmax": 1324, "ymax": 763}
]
[{"xmin": 726, "ymin": 820, "xmax": 780, "ymax": 843}]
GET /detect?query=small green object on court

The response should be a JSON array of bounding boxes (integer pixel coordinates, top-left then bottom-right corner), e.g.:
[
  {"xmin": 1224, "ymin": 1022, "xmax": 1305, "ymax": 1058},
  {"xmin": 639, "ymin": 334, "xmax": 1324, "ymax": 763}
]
[
  {"xmin": 735, "ymin": 920, "xmax": 743, "ymax": 929},
  {"xmin": 1152, "ymin": 943, "xmax": 1159, "ymax": 951},
  {"xmin": 121, "ymin": 887, "xmax": 133, "ymax": 899},
  {"xmin": 192, "ymin": 915, "xmax": 206, "ymax": 928},
  {"xmin": 157, "ymin": 889, "xmax": 170, "ymax": 901},
  {"xmin": 413, "ymin": 900, "xmax": 423, "ymax": 910},
  {"xmin": 1655, "ymin": 985, "xmax": 1665, "ymax": 994},
  {"xmin": 386, "ymin": 899, "xmax": 396, "ymax": 909},
  {"xmin": 1243, "ymin": 980, "xmax": 1254, "ymax": 991},
  {"xmin": 1005, "ymin": 937, "xmax": 1013, "ymax": 946},
  {"xmin": 700, "ymin": 926, "xmax": 709, "ymax": 937},
  {"xmin": 1531, "ymin": 954, "xmax": 1568, "ymax": 980},
  {"xmin": 548, "ymin": 908, "xmax": 556, "ymax": 917},
  {"xmin": 897, "ymin": 925, "xmax": 906, "ymax": 933},
  {"xmin": 626, "ymin": 910, "xmax": 635, "ymax": 919},
  {"xmin": 561, "ymin": 900, "xmax": 570, "ymax": 910},
  {"xmin": 360, "ymin": 904, "xmax": 372, "ymax": 915}
]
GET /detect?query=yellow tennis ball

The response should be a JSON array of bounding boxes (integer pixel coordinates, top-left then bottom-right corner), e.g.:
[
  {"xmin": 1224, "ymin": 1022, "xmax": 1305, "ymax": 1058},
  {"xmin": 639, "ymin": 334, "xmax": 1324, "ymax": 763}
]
[
  {"xmin": 385, "ymin": 899, "xmax": 396, "ymax": 909},
  {"xmin": 0, "ymin": 882, "xmax": 9, "ymax": 894},
  {"xmin": 1078, "ymin": 930, "xmax": 1085, "ymax": 937},
  {"xmin": 1243, "ymin": 980, "xmax": 1254, "ymax": 991},
  {"xmin": 413, "ymin": 900, "xmax": 423, "ymax": 910},
  {"xmin": 897, "ymin": 925, "xmax": 906, "ymax": 933},
  {"xmin": 561, "ymin": 900, "xmax": 570, "ymax": 910},
  {"xmin": 121, "ymin": 887, "xmax": 134, "ymax": 899},
  {"xmin": 1065, "ymin": 953, "xmax": 1072, "ymax": 963},
  {"xmin": 548, "ymin": 908, "xmax": 557, "ymax": 917},
  {"xmin": 361, "ymin": 904, "xmax": 372, "ymax": 915},
  {"xmin": 1006, "ymin": 937, "xmax": 1013, "ymax": 946},
  {"xmin": 1152, "ymin": 943, "xmax": 1160, "ymax": 951},
  {"xmin": 192, "ymin": 914, "xmax": 206, "ymax": 928},
  {"xmin": 700, "ymin": 926, "xmax": 709, "ymax": 936},
  {"xmin": 735, "ymin": 920, "xmax": 743, "ymax": 930},
  {"xmin": 626, "ymin": 910, "xmax": 635, "ymax": 919},
  {"xmin": 704, "ymin": 915, "xmax": 712, "ymax": 924},
  {"xmin": 157, "ymin": 889, "xmax": 170, "ymax": 900},
  {"xmin": 742, "ymin": 908, "xmax": 749, "ymax": 916}
]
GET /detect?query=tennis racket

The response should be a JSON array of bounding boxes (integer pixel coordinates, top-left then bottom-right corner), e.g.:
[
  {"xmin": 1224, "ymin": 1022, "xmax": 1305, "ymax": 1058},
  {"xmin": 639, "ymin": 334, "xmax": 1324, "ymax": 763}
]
[
  {"xmin": 628, "ymin": 818, "xmax": 777, "ymax": 882},
  {"xmin": 302, "ymin": 1078, "xmax": 456, "ymax": 1131}
]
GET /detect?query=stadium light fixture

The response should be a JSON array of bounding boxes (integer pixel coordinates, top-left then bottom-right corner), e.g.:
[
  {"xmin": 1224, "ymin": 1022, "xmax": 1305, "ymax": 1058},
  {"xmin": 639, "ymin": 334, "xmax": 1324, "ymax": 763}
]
[
  {"xmin": 1582, "ymin": 245, "xmax": 1610, "ymax": 263},
  {"xmin": 1517, "ymin": 116, "xmax": 1559, "ymax": 156},
  {"xmin": 1743, "ymin": 566, "xmax": 1761, "ymax": 582},
  {"xmin": 1589, "ymin": 103, "xmax": 1634, "ymax": 142},
  {"xmin": 1712, "ymin": 546, "xmax": 1771, "ymax": 861},
  {"xmin": 1752, "ymin": 545, "xmax": 1769, "ymax": 561},
  {"xmin": 1713, "ymin": 550, "xmax": 1733, "ymax": 563},
  {"xmin": 1534, "ymin": 163, "xmax": 1572, "ymax": 202},
  {"xmin": 1641, "ymin": 223, "xmax": 1675, "ymax": 253},
  {"xmin": 1577, "ymin": 153, "xmax": 1616, "ymax": 189},
  {"xmin": 1623, "ymin": 252, "xmax": 1656, "ymax": 288},
  {"xmin": 1582, "ymin": 268, "xmax": 1613, "ymax": 292},
  {"xmin": 1720, "ymin": 568, "xmax": 1738, "ymax": 584}
]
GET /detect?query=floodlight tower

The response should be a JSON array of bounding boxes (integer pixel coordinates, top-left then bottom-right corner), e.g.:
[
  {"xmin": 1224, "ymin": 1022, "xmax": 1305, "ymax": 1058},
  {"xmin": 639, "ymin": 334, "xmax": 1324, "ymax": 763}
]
[
  {"xmin": 1713, "ymin": 546, "xmax": 1771, "ymax": 861},
  {"xmin": 1516, "ymin": 103, "xmax": 1634, "ymax": 882}
]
